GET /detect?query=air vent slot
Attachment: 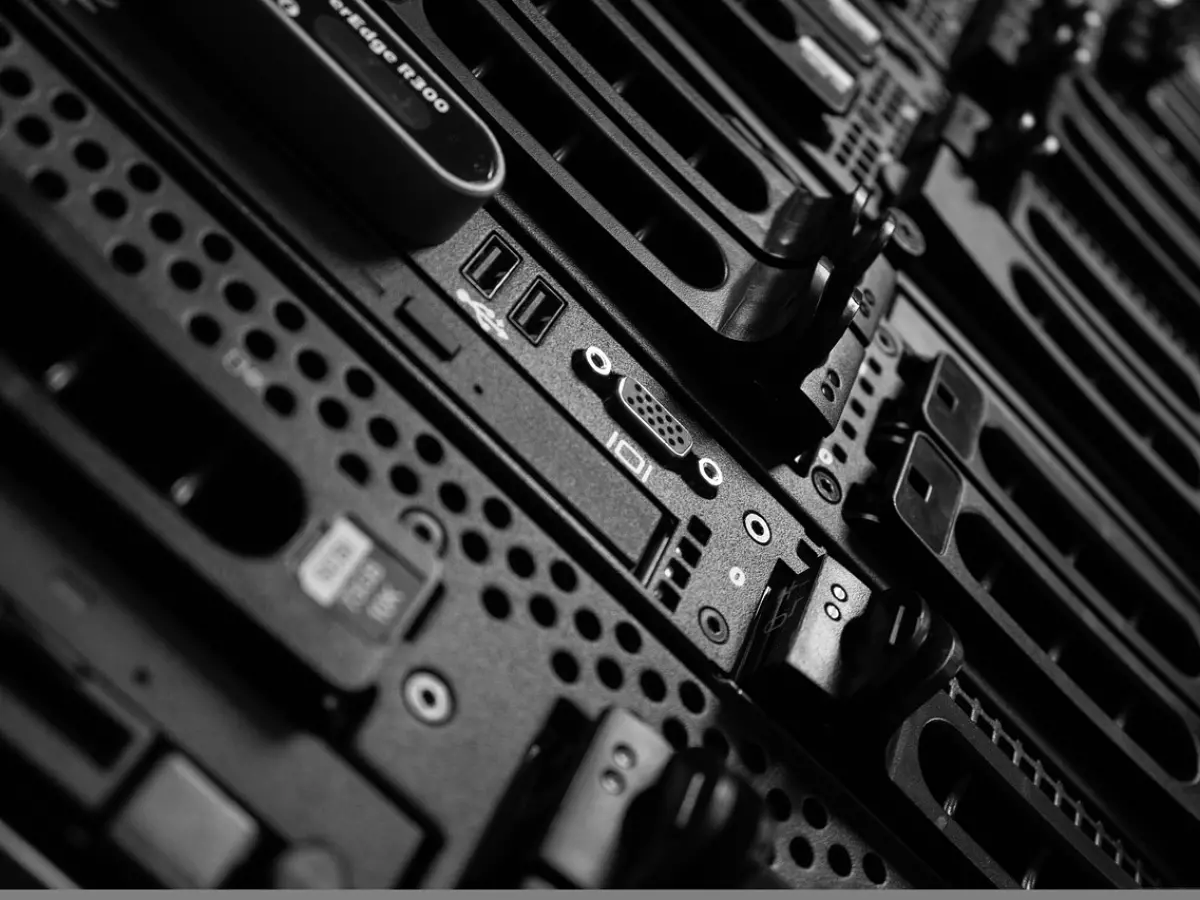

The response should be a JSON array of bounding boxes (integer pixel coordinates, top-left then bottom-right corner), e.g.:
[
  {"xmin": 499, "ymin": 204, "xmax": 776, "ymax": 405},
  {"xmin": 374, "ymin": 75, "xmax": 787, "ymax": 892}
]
[
  {"xmin": 1009, "ymin": 265, "xmax": 1200, "ymax": 489},
  {"xmin": 954, "ymin": 512, "xmax": 1199, "ymax": 782},
  {"xmin": 948, "ymin": 677, "xmax": 1158, "ymax": 885},
  {"xmin": 427, "ymin": 0, "xmax": 727, "ymax": 290},
  {"xmin": 0, "ymin": 220, "xmax": 306, "ymax": 558},
  {"xmin": 918, "ymin": 719, "xmax": 1106, "ymax": 887},
  {"xmin": 978, "ymin": 426, "xmax": 1200, "ymax": 679},
  {"xmin": 536, "ymin": 0, "xmax": 770, "ymax": 212},
  {"xmin": 1024, "ymin": 206, "xmax": 1200, "ymax": 413}
]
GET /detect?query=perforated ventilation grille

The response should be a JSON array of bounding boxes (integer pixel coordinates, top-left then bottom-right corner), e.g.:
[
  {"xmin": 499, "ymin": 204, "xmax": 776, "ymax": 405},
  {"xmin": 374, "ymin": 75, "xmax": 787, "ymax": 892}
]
[
  {"xmin": 948, "ymin": 678, "xmax": 1158, "ymax": 887},
  {"xmin": 0, "ymin": 14, "xmax": 908, "ymax": 889}
]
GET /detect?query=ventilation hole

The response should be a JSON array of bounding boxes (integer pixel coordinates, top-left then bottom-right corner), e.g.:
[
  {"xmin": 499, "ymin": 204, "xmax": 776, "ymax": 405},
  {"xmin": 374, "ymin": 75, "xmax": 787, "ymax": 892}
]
[
  {"xmin": 127, "ymin": 161, "xmax": 161, "ymax": 193},
  {"xmin": 187, "ymin": 313, "xmax": 221, "ymax": 347},
  {"xmin": 223, "ymin": 280, "xmax": 257, "ymax": 312},
  {"xmin": 274, "ymin": 299, "xmax": 306, "ymax": 332},
  {"xmin": 615, "ymin": 622, "xmax": 642, "ymax": 654},
  {"xmin": 345, "ymin": 366, "xmax": 376, "ymax": 399},
  {"xmin": 150, "ymin": 211, "xmax": 184, "ymax": 243},
  {"xmin": 244, "ymin": 329, "xmax": 278, "ymax": 362},
  {"xmin": 73, "ymin": 139, "xmax": 108, "ymax": 171},
  {"xmin": 317, "ymin": 397, "xmax": 350, "ymax": 430},
  {"xmin": 662, "ymin": 717, "xmax": 688, "ymax": 750},
  {"xmin": 337, "ymin": 452, "xmax": 370, "ymax": 486},
  {"xmin": 50, "ymin": 91, "xmax": 87, "ymax": 122},
  {"xmin": 416, "ymin": 434, "xmax": 445, "ymax": 465},
  {"xmin": 297, "ymin": 348, "xmax": 329, "ymax": 381},
  {"xmin": 832, "ymin": 444, "xmax": 848, "ymax": 464},
  {"xmin": 596, "ymin": 657, "xmax": 624, "ymax": 690},
  {"xmin": 639, "ymin": 669, "xmax": 667, "ymax": 702},
  {"xmin": 439, "ymin": 482, "xmax": 468, "ymax": 514},
  {"xmin": 789, "ymin": 836, "xmax": 815, "ymax": 869},
  {"xmin": 802, "ymin": 797, "xmax": 829, "ymax": 829},
  {"xmin": 109, "ymin": 241, "xmax": 145, "ymax": 275},
  {"xmin": 850, "ymin": 398, "xmax": 866, "ymax": 417},
  {"xmin": 169, "ymin": 260, "xmax": 203, "ymax": 291},
  {"xmin": 766, "ymin": 788, "xmax": 793, "ymax": 821},
  {"xmin": 201, "ymin": 232, "xmax": 235, "ymax": 262},
  {"xmin": 461, "ymin": 530, "xmax": 490, "ymax": 562},
  {"xmin": 482, "ymin": 586, "xmax": 511, "ymax": 620},
  {"xmin": 739, "ymin": 741, "xmax": 767, "ymax": 774},
  {"xmin": 529, "ymin": 594, "xmax": 557, "ymax": 627},
  {"xmin": 574, "ymin": 608, "xmax": 602, "ymax": 641},
  {"xmin": 30, "ymin": 168, "xmax": 66, "ymax": 201},
  {"xmin": 0, "ymin": 66, "xmax": 31, "ymax": 97},
  {"xmin": 91, "ymin": 187, "xmax": 128, "ymax": 220},
  {"xmin": 550, "ymin": 560, "xmax": 578, "ymax": 592},
  {"xmin": 862, "ymin": 852, "xmax": 887, "ymax": 885},
  {"xmin": 483, "ymin": 497, "xmax": 512, "ymax": 529},
  {"xmin": 264, "ymin": 384, "xmax": 296, "ymax": 417},
  {"xmin": 18, "ymin": 116, "xmax": 54, "ymax": 147},
  {"xmin": 828, "ymin": 844, "xmax": 853, "ymax": 877},
  {"xmin": 703, "ymin": 728, "xmax": 730, "ymax": 760},
  {"xmin": 389, "ymin": 464, "xmax": 420, "ymax": 496},
  {"xmin": 678, "ymin": 680, "xmax": 706, "ymax": 714},
  {"xmin": 551, "ymin": 650, "xmax": 580, "ymax": 683},
  {"xmin": 842, "ymin": 421, "xmax": 858, "ymax": 440},
  {"xmin": 368, "ymin": 416, "xmax": 399, "ymax": 448}
]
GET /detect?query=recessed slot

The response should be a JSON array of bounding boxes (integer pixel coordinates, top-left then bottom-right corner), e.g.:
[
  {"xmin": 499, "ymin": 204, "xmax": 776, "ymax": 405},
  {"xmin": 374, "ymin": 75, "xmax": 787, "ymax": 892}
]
[
  {"xmin": 538, "ymin": 0, "xmax": 770, "ymax": 213},
  {"xmin": 954, "ymin": 512, "xmax": 1199, "ymax": 782},
  {"xmin": 1025, "ymin": 206, "xmax": 1200, "ymax": 412},
  {"xmin": 463, "ymin": 232, "xmax": 521, "ymax": 299},
  {"xmin": 936, "ymin": 381, "xmax": 958, "ymax": 412},
  {"xmin": 427, "ymin": 0, "xmax": 728, "ymax": 290},
  {"xmin": 1008, "ymin": 265, "xmax": 1200, "ymax": 489},
  {"xmin": 0, "ymin": 611, "xmax": 133, "ymax": 769},
  {"xmin": 508, "ymin": 279, "xmax": 566, "ymax": 345},
  {"xmin": 978, "ymin": 425, "xmax": 1200, "ymax": 678},
  {"xmin": 0, "ymin": 221, "xmax": 306, "ymax": 557},
  {"xmin": 919, "ymin": 720, "xmax": 1105, "ymax": 887},
  {"xmin": 907, "ymin": 467, "xmax": 933, "ymax": 502}
]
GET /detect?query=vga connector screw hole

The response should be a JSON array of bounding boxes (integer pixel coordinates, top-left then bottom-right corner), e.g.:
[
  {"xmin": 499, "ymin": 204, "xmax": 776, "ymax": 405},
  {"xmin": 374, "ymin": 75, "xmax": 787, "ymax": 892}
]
[{"xmin": 404, "ymin": 670, "xmax": 455, "ymax": 726}]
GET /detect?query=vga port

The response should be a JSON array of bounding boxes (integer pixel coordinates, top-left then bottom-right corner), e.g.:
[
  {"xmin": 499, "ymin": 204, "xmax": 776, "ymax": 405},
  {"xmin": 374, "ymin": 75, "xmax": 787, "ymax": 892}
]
[{"xmin": 615, "ymin": 376, "xmax": 694, "ymax": 461}]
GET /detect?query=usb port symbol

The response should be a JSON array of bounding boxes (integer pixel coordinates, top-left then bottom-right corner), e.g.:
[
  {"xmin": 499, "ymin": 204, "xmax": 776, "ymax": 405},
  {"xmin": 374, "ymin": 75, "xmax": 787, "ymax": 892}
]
[
  {"xmin": 462, "ymin": 232, "xmax": 520, "ymax": 298},
  {"xmin": 508, "ymin": 279, "xmax": 567, "ymax": 346}
]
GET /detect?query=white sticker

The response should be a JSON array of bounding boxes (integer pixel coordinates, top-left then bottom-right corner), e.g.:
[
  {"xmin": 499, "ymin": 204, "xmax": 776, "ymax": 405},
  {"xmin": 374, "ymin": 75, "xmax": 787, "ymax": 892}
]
[
  {"xmin": 299, "ymin": 518, "xmax": 375, "ymax": 607},
  {"xmin": 828, "ymin": 0, "xmax": 880, "ymax": 49},
  {"xmin": 799, "ymin": 35, "xmax": 855, "ymax": 100}
]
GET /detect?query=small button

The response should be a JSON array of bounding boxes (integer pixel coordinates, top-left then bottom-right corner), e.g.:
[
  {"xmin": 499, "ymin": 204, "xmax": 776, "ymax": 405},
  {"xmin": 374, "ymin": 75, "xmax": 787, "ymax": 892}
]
[{"xmin": 110, "ymin": 754, "xmax": 257, "ymax": 887}]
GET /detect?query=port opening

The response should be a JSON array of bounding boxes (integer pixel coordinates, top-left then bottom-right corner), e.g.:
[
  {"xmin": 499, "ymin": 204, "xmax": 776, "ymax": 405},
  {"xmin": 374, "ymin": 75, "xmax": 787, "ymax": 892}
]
[
  {"xmin": 508, "ymin": 279, "xmax": 567, "ymax": 345},
  {"xmin": 463, "ymin": 232, "xmax": 521, "ymax": 298}
]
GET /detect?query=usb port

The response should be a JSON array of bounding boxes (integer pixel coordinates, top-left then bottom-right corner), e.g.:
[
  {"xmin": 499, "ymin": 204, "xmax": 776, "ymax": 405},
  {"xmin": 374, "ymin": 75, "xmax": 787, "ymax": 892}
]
[
  {"xmin": 508, "ymin": 279, "xmax": 567, "ymax": 346},
  {"xmin": 462, "ymin": 232, "xmax": 520, "ymax": 298}
]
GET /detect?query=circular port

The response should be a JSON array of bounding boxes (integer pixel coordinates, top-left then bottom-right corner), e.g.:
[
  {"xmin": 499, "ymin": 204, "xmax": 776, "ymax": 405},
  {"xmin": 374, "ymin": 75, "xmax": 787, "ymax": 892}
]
[
  {"xmin": 584, "ymin": 345, "xmax": 612, "ymax": 377},
  {"xmin": 743, "ymin": 511, "xmax": 771, "ymax": 545},
  {"xmin": 699, "ymin": 606, "xmax": 730, "ymax": 644},
  {"xmin": 400, "ymin": 507, "xmax": 447, "ymax": 557},
  {"xmin": 403, "ymin": 670, "xmax": 455, "ymax": 726},
  {"xmin": 698, "ymin": 457, "xmax": 723, "ymax": 489}
]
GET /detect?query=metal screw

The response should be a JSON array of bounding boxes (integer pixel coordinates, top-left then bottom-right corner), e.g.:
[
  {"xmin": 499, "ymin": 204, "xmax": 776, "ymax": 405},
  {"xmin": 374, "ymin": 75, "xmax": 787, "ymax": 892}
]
[
  {"xmin": 613, "ymin": 744, "xmax": 637, "ymax": 769},
  {"xmin": 699, "ymin": 606, "xmax": 729, "ymax": 644},
  {"xmin": 812, "ymin": 467, "xmax": 843, "ymax": 504},
  {"xmin": 600, "ymin": 769, "xmax": 626, "ymax": 794},
  {"xmin": 887, "ymin": 208, "xmax": 926, "ymax": 258},
  {"xmin": 876, "ymin": 327, "xmax": 899, "ymax": 357},
  {"xmin": 403, "ymin": 670, "xmax": 455, "ymax": 726}
]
